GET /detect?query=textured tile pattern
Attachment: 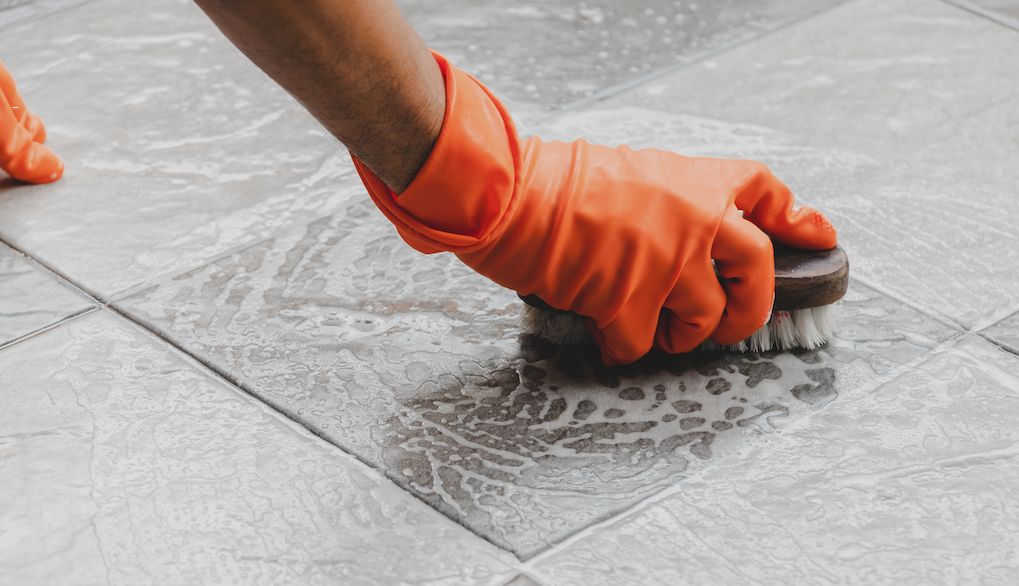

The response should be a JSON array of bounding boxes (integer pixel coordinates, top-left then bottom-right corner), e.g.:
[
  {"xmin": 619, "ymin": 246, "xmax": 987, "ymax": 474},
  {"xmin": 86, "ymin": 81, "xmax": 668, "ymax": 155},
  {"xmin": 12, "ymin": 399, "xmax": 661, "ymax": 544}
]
[
  {"xmin": 572, "ymin": 0, "xmax": 1019, "ymax": 328},
  {"xmin": 0, "ymin": 244, "xmax": 94, "ymax": 347},
  {"xmin": 531, "ymin": 336, "xmax": 1019, "ymax": 585},
  {"xmin": 399, "ymin": 0, "xmax": 844, "ymax": 111},
  {"xmin": 954, "ymin": 0, "xmax": 1019, "ymax": 26},
  {"xmin": 2, "ymin": 0, "xmax": 1015, "ymax": 579},
  {"xmin": 982, "ymin": 311, "xmax": 1019, "ymax": 355},
  {"xmin": 0, "ymin": 311, "xmax": 514, "ymax": 585},
  {"xmin": 0, "ymin": 0, "xmax": 356, "ymax": 300},
  {"xmin": 0, "ymin": 0, "xmax": 851, "ymax": 302},
  {"xmin": 501, "ymin": 575, "xmax": 543, "ymax": 586},
  {"xmin": 116, "ymin": 189, "xmax": 958, "ymax": 556},
  {"xmin": 0, "ymin": 0, "xmax": 88, "ymax": 28}
]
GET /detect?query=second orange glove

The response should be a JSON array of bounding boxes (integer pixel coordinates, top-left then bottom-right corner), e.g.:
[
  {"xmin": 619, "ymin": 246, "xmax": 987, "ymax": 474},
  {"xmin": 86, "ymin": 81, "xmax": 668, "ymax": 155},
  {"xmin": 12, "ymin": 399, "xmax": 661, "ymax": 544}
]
[
  {"xmin": 0, "ymin": 62, "xmax": 63, "ymax": 184},
  {"xmin": 353, "ymin": 53, "xmax": 836, "ymax": 365}
]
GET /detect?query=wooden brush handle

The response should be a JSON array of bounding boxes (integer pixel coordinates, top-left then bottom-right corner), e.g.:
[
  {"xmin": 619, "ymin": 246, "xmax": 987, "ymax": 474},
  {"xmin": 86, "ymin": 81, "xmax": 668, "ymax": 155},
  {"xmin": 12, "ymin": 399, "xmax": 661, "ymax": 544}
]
[
  {"xmin": 774, "ymin": 245, "xmax": 848, "ymax": 310},
  {"xmin": 520, "ymin": 245, "xmax": 849, "ymax": 313}
]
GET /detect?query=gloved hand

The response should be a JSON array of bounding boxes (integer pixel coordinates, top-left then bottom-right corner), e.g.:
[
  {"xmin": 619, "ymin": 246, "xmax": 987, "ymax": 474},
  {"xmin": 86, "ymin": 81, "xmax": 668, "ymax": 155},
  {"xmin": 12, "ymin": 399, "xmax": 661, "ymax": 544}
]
[
  {"xmin": 353, "ymin": 53, "xmax": 836, "ymax": 365},
  {"xmin": 0, "ymin": 62, "xmax": 63, "ymax": 184}
]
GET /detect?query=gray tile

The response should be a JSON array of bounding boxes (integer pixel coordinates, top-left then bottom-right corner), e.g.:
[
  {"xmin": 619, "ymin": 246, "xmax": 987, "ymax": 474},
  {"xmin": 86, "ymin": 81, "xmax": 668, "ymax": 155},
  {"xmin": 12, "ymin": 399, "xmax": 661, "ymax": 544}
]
[
  {"xmin": 950, "ymin": 0, "xmax": 1019, "ymax": 27},
  {"xmin": 115, "ymin": 191, "xmax": 958, "ymax": 557},
  {"xmin": 399, "ymin": 0, "xmax": 845, "ymax": 111},
  {"xmin": 0, "ymin": 0, "xmax": 356, "ymax": 300},
  {"xmin": 558, "ymin": 0, "xmax": 1019, "ymax": 328},
  {"xmin": 500, "ymin": 575, "xmax": 543, "ymax": 586},
  {"xmin": 0, "ymin": 310, "xmax": 514, "ymax": 584},
  {"xmin": 531, "ymin": 336, "xmax": 1019, "ymax": 585},
  {"xmin": 982, "ymin": 311, "xmax": 1019, "ymax": 354},
  {"xmin": 0, "ymin": 243, "xmax": 94, "ymax": 347},
  {"xmin": 0, "ymin": 0, "xmax": 89, "ymax": 29}
]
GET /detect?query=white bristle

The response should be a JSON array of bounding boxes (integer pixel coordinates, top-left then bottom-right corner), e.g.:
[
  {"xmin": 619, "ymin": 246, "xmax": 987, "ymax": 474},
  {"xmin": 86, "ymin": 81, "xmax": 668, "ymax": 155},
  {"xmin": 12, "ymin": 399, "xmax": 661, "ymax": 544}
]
[
  {"xmin": 522, "ymin": 304, "xmax": 837, "ymax": 353},
  {"xmin": 770, "ymin": 311, "xmax": 798, "ymax": 351}
]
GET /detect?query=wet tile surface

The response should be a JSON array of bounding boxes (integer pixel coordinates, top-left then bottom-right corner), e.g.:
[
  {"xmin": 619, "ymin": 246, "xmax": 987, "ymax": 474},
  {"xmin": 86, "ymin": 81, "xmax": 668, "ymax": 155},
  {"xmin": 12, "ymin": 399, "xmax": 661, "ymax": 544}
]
[
  {"xmin": 531, "ymin": 336, "xmax": 1019, "ymax": 585},
  {"xmin": 982, "ymin": 311, "xmax": 1019, "ymax": 355},
  {"xmin": 0, "ymin": 310, "xmax": 514, "ymax": 584},
  {"xmin": 0, "ymin": 0, "xmax": 356, "ymax": 300},
  {"xmin": 501, "ymin": 575, "xmax": 543, "ymax": 586},
  {"xmin": 2, "ymin": 0, "xmax": 1014, "ymax": 578},
  {"xmin": 399, "ymin": 0, "xmax": 845, "ymax": 111},
  {"xmin": 955, "ymin": 0, "xmax": 1019, "ymax": 25},
  {"xmin": 116, "ymin": 187, "xmax": 958, "ymax": 556},
  {"xmin": 0, "ymin": 0, "xmax": 849, "ymax": 304},
  {"xmin": 0, "ymin": 243, "xmax": 94, "ymax": 347},
  {"xmin": 569, "ymin": 0, "xmax": 1019, "ymax": 328},
  {"xmin": 0, "ymin": 0, "xmax": 88, "ymax": 28}
]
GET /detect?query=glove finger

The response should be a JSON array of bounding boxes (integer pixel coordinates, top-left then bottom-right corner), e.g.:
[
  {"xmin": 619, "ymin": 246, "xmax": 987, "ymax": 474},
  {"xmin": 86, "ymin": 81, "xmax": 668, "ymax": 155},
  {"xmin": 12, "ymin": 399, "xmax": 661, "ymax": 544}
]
[
  {"xmin": 655, "ymin": 257, "xmax": 726, "ymax": 354},
  {"xmin": 0, "ymin": 64, "xmax": 46, "ymax": 143},
  {"xmin": 2, "ymin": 141, "xmax": 64, "ymax": 184},
  {"xmin": 733, "ymin": 162, "xmax": 837, "ymax": 251},
  {"xmin": 0, "ymin": 91, "xmax": 62, "ymax": 183},
  {"xmin": 0, "ymin": 62, "xmax": 30, "ymax": 124},
  {"xmin": 710, "ymin": 206, "xmax": 775, "ymax": 345},
  {"xmin": 589, "ymin": 300, "xmax": 660, "ymax": 366},
  {"xmin": 22, "ymin": 112, "xmax": 46, "ymax": 143}
]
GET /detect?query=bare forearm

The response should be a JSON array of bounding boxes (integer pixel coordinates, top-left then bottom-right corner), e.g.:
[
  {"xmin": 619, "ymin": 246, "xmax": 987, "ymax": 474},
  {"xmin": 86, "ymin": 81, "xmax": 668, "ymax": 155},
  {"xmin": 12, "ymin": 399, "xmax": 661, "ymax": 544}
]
[{"xmin": 193, "ymin": 0, "xmax": 444, "ymax": 192}]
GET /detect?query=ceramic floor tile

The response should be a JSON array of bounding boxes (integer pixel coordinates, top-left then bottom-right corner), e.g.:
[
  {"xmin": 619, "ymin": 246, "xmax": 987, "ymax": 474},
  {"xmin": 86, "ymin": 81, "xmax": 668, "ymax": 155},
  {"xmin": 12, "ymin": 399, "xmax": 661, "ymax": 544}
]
[
  {"xmin": 116, "ymin": 193, "xmax": 958, "ymax": 556},
  {"xmin": 531, "ymin": 335, "xmax": 1019, "ymax": 585},
  {"xmin": 981, "ymin": 311, "xmax": 1019, "ymax": 355},
  {"xmin": 551, "ymin": 0, "xmax": 1019, "ymax": 328},
  {"xmin": 0, "ymin": 310, "xmax": 514, "ymax": 585},
  {"xmin": 0, "ymin": 0, "xmax": 88, "ymax": 28},
  {"xmin": 398, "ymin": 0, "xmax": 845, "ymax": 112},
  {"xmin": 951, "ymin": 0, "xmax": 1019, "ymax": 26},
  {"xmin": 0, "ymin": 0, "xmax": 356, "ymax": 300},
  {"xmin": 499, "ymin": 575, "xmax": 543, "ymax": 586},
  {"xmin": 0, "ymin": 243, "xmax": 94, "ymax": 347}
]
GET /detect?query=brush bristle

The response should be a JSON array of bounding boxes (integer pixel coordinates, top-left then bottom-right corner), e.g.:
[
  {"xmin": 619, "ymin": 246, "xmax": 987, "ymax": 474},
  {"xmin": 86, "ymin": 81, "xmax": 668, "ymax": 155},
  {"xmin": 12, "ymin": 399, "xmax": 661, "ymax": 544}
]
[
  {"xmin": 520, "ymin": 303, "xmax": 591, "ymax": 346},
  {"xmin": 521, "ymin": 304, "xmax": 837, "ymax": 352}
]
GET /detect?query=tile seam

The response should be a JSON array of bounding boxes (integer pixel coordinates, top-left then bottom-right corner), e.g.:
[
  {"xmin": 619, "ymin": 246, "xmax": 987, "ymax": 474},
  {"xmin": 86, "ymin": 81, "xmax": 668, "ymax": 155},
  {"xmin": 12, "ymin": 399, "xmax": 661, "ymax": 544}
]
[
  {"xmin": 0, "ymin": 236, "xmax": 520, "ymax": 558},
  {"xmin": 540, "ymin": 0, "xmax": 862, "ymax": 124},
  {"xmin": 0, "ymin": 236, "xmax": 106, "ymax": 303},
  {"xmin": 0, "ymin": 305, "xmax": 100, "ymax": 352},
  {"xmin": 521, "ymin": 330, "xmax": 968, "ymax": 568},
  {"xmin": 978, "ymin": 332, "xmax": 1019, "ymax": 358},
  {"xmin": 937, "ymin": 0, "xmax": 1019, "ymax": 32},
  {"xmin": 105, "ymin": 303, "xmax": 524, "ymax": 560}
]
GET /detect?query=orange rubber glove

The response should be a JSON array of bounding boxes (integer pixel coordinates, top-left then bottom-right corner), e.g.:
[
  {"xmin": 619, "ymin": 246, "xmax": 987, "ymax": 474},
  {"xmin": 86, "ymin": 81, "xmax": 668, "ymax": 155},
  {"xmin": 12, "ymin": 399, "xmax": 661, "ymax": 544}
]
[
  {"xmin": 353, "ymin": 53, "xmax": 836, "ymax": 365},
  {"xmin": 0, "ymin": 62, "xmax": 63, "ymax": 184}
]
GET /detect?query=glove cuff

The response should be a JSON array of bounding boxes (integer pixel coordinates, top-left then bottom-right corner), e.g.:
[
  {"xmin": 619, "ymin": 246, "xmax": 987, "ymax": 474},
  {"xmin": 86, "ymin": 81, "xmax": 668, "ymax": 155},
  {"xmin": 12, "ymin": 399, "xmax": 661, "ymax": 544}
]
[{"xmin": 351, "ymin": 52, "xmax": 522, "ymax": 254}]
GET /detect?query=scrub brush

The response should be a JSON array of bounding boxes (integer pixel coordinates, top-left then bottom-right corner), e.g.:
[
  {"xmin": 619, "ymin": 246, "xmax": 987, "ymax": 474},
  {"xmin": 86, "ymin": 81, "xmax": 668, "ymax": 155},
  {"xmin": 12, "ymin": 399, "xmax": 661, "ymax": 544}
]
[{"xmin": 520, "ymin": 245, "xmax": 849, "ymax": 353}]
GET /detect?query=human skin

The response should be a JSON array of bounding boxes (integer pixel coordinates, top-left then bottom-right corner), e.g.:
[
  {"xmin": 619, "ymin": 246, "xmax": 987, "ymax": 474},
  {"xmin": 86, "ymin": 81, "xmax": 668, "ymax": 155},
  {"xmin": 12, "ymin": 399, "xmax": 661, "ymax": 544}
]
[
  {"xmin": 193, "ymin": 0, "xmax": 444, "ymax": 193},
  {"xmin": 191, "ymin": 1, "xmax": 839, "ymax": 361}
]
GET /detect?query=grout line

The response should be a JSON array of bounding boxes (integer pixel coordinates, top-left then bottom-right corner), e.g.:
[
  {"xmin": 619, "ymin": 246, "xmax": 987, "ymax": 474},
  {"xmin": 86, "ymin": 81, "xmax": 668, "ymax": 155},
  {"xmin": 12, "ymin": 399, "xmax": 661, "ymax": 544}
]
[
  {"xmin": 105, "ymin": 236, "xmax": 276, "ymax": 304},
  {"xmin": 978, "ymin": 332, "xmax": 1019, "ymax": 358},
  {"xmin": 521, "ymin": 331, "xmax": 968, "ymax": 572},
  {"xmin": 0, "ymin": 305, "xmax": 100, "ymax": 352},
  {"xmin": 0, "ymin": 236, "xmax": 108, "ymax": 304},
  {"xmin": 538, "ymin": 0, "xmax": 860, "ymax": 124},
  {"xmin": 0, "ymin": 238, "xmax": 104, "ymax": 352},
  {"xmin": 482, "ymin": 572, "xmax": 538, "ymax": 586},
  {"xmin": 106, "ymin": 303, "xmax": 523, "ymax": 559},
  {"xmin": 0, "ymin": 238, "xmax": 521, "ymax": 557},
  {"xmin": 2, "ymin": 234, "xmax": 522, "ymax": 556},
  {"xmin": 969, "ymin": 301, "xmax": 1019, "ymax": 334},
  {"xmin": 846, "ymin": 273, "xmax": 967, "ymax": 333},
  {"xmin": 1, "ymin": 0, "xmax": 1005, "ymax": 566},
  {"xmin": 937, "ymin": 0, "xmax": 1019, "ymax": 32}
]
